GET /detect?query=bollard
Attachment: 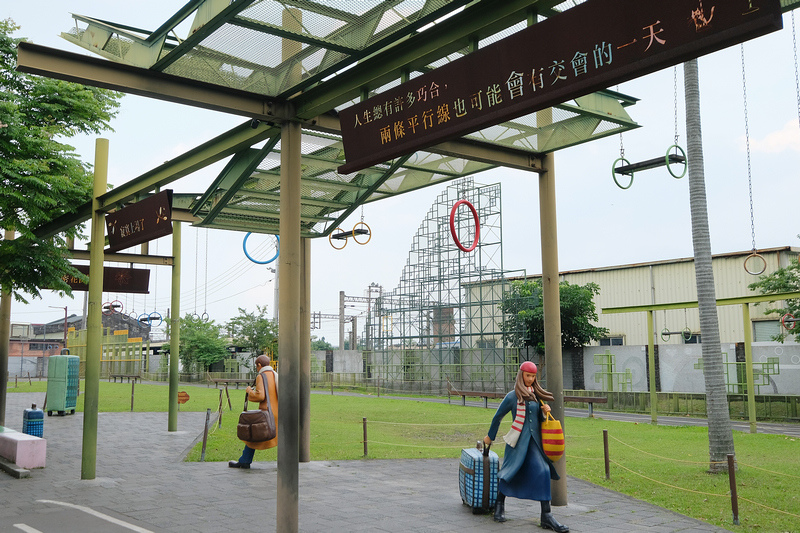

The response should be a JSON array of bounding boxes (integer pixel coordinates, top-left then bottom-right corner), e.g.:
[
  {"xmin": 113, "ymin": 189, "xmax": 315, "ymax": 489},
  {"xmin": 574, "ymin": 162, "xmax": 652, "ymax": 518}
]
[
  {"xmin": 603, "ymin": 429, "xmax": 610, "ymax": 480},
  {"xmin": 130, "ymin": 380, "xmax": 135, "ymax": 412},
  {"xmin": 363, "ymin": 417, "xmax": 368, "ymax": 457},
  {"xmin": 727, "ymin": 454, "xmax": 739, "ymax": 525},
  {"xmin": 200, "ymin": 409, "xmax": 211, "ymax": 462}
]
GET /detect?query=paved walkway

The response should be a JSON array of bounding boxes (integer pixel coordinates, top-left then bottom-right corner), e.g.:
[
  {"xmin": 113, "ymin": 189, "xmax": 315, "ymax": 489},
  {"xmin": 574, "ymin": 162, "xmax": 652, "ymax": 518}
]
[{"xmin": 1, "ymin": 391, "xmax": 735, "ymax": 533}]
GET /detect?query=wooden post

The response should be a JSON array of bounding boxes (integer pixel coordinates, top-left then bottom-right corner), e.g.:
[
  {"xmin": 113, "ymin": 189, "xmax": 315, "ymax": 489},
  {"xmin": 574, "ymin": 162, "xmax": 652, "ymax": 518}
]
[
  {"xmin": 603, "ymin": 429, "xmax": 610, "ymax": 480},
  {"xmin": 363, "ymin": 417, "xmax": 368, "ymax": 457},
  {"xmin": 130, "ymin": 380, "xmax": 135, "ymax": 412},
  {"xmin": 217, "ymin": 389, "xmax": 224, "ymax": 429},
  {"xmin": 200, "ymin": 409, "xmax": 211, "ymax": 462},
  {"xmin": 727, "ymin": 454, "xmax": 739, "ymax": 525}
]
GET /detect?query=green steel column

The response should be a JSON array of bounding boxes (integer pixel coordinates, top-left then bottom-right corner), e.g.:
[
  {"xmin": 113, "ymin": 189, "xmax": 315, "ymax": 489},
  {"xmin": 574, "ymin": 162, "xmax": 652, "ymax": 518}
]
[
  {"xmin": 300, "ymin": 237, "xmax": 311, "ymax": 463},
  {"xmin": 169, "ymin": 221, "xmax": 181, "ymax": 431},
  {"xmin": 82, "ymin": 138, "xmax": 108, "ymax": 480},
  {"xmin": 0, "ymin": 229, "xmax": 13, "ymax": 428},
  {"xmin": 538, "ymin": 150, "xmax": 566, "ymax": 506},
  {"xmin": 647, "ymin": 310, "xmax": 657, "ymax": 424},
  {"xmin": 277, "ymin": 120, "xmax": 301, "ymax": 533},
  {"xmin": 742, "ymin": 303, "xmax": 757, "ymax": 433}
]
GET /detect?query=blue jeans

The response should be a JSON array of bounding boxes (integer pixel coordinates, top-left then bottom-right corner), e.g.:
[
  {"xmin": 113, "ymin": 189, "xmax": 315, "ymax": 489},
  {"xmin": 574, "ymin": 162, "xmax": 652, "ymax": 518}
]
[{"xmin": 238, "ymin": 445, "xmax": 255, "ymax": 464}]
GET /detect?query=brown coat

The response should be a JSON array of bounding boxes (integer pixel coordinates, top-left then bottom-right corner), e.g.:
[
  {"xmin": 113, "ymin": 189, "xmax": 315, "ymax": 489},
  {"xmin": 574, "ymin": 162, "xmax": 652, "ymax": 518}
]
[{"xmin": 244, "ymin": 368, "xmax": 278, "ymax": 450}]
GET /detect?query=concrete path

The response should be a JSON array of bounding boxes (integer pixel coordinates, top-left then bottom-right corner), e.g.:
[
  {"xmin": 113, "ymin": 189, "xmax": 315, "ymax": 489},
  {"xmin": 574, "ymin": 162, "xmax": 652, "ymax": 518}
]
[{"xmin": 1, "ymin": 391, "xmax": 735, "ymax": 532}]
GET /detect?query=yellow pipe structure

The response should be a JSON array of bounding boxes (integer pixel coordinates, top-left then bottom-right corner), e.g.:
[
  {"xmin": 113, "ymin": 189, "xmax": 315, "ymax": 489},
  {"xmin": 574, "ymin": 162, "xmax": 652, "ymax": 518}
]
[
  {"xmin": 277, "ymin": 119, "xmax": 301, "ymax": 532},
  {"xmin": 647, "ymin": 310, "xmax": 657, "ymax": 424},
  {"xmin": 300, "ymin": 238, "xmax": 311, "ymax": 463},
  {"xmin": 741, "ymin": 303, "xmax": 757, "ymax": 433},
  {"xmin": 168, "ymin": 221, "xmax": 182, "ymax": 431},
  {"xmin": 538, "ymin": 150, "xmax": 566, "ymax": 507},
  {"xmin": 82, "ymin": 138, "xmax": 108, "ymax": 480}
]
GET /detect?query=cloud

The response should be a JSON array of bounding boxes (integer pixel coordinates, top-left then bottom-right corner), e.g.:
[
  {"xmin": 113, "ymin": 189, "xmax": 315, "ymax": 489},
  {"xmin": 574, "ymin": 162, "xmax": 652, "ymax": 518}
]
[{"xmin": 745, "ymin": 120, "xmax": 800, "ymax": 153}]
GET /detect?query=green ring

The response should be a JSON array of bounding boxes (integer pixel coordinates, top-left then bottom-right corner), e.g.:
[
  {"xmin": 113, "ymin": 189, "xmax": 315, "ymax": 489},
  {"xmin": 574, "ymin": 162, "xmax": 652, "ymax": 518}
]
[
  {"xmin": 612, "ymin": 157, "xmax": 633, "ymax": 189},
  {"xmin": 666, "ymin": 145, "xmax": 687, "ymax": 179},
  {"xmin": 660, "ymin": 328, "xmax": 670, "ymax": 342}
]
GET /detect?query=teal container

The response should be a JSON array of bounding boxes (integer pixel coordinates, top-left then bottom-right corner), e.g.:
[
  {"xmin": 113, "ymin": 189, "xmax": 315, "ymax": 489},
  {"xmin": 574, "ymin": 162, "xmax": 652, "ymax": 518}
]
[
  {"xmin": 22, "ymin": 403, "xmax": 44, "ymax": 437},
  {"xmin": 47, "ymin": 355, "xmax": 80, "ymax": 416}
]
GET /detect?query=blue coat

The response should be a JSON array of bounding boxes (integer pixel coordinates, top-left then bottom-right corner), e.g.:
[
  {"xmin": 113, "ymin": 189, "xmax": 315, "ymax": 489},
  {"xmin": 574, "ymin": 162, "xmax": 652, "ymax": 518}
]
[{"xmin": 487, "ymin": 390, "xmax": 558, "ymax": 500}]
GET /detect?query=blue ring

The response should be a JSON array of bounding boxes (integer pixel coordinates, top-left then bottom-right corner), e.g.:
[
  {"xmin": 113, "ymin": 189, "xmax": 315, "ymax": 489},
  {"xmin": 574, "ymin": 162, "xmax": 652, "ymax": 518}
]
[
  {"xmin": 149, "ymin": 311, "xmax": 163, "ymax": 327},
  {"xmin": 243, "ymin": 233, "xmax": 280, "ymax": 265}
]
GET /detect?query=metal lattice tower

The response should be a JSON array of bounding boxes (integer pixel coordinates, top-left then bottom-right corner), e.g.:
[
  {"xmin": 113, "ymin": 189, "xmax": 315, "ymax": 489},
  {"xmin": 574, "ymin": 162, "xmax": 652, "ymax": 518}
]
[{"xmin": 367, "ymin": 177, "xmax": 525, "ymax": 394}]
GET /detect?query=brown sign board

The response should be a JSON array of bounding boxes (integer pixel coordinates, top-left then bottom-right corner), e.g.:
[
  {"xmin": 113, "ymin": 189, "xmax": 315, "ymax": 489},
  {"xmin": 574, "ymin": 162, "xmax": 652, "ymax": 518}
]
[
  {"xmin": 338, "ymin": 0, "xmax": 782, "ymax": 174},
  {"xmin": 177, "ymin": 391, "xmax": 190, "ymax": 404},
  {"xmin": 63, "ymin": 265, "xmax": 150, "ymax": 294},
  {"xmin": 106, "ymin": 190, "xmax": 173, "ymax": 253}
]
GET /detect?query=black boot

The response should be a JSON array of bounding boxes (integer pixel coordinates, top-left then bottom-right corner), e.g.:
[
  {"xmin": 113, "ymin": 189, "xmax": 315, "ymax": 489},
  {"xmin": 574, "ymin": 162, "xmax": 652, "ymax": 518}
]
[
  {"xmin": 540, "ymin": 501, "xmax": 568, "ymax": 532},
  {"xmin": 493, "ymin": 492, "xmax": 506, "ymax": 522}
]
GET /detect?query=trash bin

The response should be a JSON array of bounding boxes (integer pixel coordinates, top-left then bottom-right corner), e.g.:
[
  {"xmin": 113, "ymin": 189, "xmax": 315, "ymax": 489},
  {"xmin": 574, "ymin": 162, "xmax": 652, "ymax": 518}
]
[
  {"xmin": 22, "ymin": 403, "xmax": 44, "ymax": 437},
  {"xmin": 47, "ymin": 354, "xmax": 80, "ymax": 416}
]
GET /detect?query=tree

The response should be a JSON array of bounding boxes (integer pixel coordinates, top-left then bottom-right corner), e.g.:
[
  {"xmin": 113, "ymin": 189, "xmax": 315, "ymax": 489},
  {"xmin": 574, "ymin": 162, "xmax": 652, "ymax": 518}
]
[
  {"xmin": 747, "ymin": 246, "xmax": 800, "ymax": 342},
  {"xmin": 684, "ymin": 58, "xmax": 734, "ymax": 472},
  {"xmin": 0, "ymin": 19, "xmax": 121, "ymax": 302},
  {"xmin": 499, "ymin": 279, "xmax": 608, "ymax": 356},
  {"xmin": 226, "ymin": 305, "xmax": 278, "ymax": 365},
  {"xmin": 311, "ymin": 336, "xmax": 333, "ymax": 351},
  {"xmin": 176, "ymin": 314, "xmax": 228, "ymax": 372}
]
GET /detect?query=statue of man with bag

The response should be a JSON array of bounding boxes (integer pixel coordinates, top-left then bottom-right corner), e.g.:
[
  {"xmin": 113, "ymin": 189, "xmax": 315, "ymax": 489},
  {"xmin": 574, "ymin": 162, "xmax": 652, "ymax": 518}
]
[{"xmin": 229, "ymin": 354, "xmax": 279, "ymax": 469}]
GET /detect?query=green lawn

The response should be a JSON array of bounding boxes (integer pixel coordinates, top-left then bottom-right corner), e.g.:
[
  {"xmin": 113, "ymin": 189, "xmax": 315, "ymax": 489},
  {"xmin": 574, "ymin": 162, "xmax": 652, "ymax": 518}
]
[{"xmin": 9, "ymin": 381, "xmax": 799, "ymax": 532}]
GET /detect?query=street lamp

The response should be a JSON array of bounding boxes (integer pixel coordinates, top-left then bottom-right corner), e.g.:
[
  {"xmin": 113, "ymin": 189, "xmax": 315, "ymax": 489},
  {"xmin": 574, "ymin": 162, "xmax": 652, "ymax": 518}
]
[{"xmin": 49, "ymin": 306, "xmax": 67, "ymax": 348}]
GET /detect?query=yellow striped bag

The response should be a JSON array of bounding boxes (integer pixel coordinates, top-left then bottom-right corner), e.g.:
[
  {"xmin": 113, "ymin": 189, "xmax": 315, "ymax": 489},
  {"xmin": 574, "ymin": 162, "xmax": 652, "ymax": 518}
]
[{"xmin": 541, "ymin": 411, "xmax": 564, "ymax": 462}]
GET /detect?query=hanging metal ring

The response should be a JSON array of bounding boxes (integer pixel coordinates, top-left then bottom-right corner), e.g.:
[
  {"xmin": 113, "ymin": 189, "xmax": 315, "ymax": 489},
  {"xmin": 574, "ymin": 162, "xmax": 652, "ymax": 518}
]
[
  {"xmin": 665, "ymin": 144, "xmax": 687, "ymax": 179},
  {"xmin": 612, "ymin": 157, "xmax": 633, "ymax": 189},
  {"xmin": 329, "ymin": 228, "xmax": 347, "ymax": 250},
  {"xmin": 743, "ymin": 252, "xmax": 766, "ymax": 275},
  {"xmin": 243, "ymin": 233, "xmax": 280, "ymax": 265},
  {"xmin": 352, "ymin": 221, "xmax": 372, "ymax": 245}
]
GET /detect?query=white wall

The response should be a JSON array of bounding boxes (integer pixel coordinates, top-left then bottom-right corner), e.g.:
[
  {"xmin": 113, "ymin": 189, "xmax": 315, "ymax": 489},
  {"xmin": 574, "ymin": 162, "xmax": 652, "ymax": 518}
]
[{"xmin": 583, "ymin": 342, "xmax": 800, "ymax": 395}]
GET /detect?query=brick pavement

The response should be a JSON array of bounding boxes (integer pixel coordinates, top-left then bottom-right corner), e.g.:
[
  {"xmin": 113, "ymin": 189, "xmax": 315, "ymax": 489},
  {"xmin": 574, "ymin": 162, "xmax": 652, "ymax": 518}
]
[{"xmin": 1, "ymin": 391, "xmax": 734, "ymax": 532}]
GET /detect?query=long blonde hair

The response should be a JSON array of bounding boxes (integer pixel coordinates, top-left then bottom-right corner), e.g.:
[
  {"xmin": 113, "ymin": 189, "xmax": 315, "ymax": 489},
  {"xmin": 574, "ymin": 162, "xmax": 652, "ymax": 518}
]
[{"xmin": 514, "ymin": 368, "xmax": 554, "ymax": 403}]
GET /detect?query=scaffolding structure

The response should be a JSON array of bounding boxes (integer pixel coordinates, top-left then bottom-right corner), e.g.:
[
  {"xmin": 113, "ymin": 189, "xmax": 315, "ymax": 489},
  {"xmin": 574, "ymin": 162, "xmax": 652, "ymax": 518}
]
[{"xmin": 366, "ymin": 178, "xmax": 525, "ymax": 395}]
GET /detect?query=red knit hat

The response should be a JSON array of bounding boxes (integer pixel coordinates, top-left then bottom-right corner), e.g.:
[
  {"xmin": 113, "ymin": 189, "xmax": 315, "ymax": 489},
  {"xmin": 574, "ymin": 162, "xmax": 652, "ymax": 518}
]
[{"xmin": 520, "ymin": 361, "xmax": 537, "ymax": 374}]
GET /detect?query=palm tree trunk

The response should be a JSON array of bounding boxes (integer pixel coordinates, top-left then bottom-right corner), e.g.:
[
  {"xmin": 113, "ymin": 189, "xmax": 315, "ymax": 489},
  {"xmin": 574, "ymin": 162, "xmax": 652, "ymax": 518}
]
[{"xmin": 684, "ymin": 58, "xmax": 736, "ymax": 472}]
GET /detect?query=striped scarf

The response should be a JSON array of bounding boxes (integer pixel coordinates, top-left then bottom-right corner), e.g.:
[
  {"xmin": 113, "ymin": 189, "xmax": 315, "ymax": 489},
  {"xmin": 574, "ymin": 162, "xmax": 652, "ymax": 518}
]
[{"xmin": 502, "ymin": 389, "xmax": 531, "ymax": 448}]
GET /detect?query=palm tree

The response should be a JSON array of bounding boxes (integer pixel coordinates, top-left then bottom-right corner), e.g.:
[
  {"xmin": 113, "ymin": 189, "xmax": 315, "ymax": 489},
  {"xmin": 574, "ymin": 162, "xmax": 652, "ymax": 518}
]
[{"xmin": 683, "ymin": 58, "xmax": 736, "ymax": 472}]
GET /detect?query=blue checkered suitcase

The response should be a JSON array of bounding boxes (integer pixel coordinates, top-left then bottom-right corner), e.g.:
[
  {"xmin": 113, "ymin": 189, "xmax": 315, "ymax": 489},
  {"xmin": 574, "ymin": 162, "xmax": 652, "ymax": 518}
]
[{"xmin": 459, "ymin": 442, "xmax": 499, "ymax": 513}]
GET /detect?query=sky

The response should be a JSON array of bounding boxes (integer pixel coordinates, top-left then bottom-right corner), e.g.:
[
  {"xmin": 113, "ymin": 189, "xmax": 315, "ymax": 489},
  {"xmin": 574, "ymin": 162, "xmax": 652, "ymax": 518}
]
[{"xmin": 5, "ymin": 1, "xmax": 800, "ymax": 346}]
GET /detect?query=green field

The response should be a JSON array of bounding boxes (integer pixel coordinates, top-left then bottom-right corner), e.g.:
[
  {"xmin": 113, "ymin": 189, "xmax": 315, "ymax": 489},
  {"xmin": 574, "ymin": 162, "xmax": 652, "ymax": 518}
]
[{"xmin": 9, "ymin": 380, "xmax": 799, "ymax": 532}]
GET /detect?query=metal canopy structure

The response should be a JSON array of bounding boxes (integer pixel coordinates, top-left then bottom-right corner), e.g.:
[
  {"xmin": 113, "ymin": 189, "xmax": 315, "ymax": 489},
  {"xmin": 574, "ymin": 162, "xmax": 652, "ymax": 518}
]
[{"xmin": 21, "ymin": 0, "xmax": 646, "ymax": 238}]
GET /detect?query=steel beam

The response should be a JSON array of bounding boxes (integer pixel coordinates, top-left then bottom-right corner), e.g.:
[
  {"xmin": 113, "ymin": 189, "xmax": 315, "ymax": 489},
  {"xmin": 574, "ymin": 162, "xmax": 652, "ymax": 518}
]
[
  {"xmin": 33, "ymin": 121, "xmax": 277, "ymax": 238},
  {"xmin": 68, "ymin": 250, "xmax": 174, "ymax": 266},
  {"xmin": 17, "ymin": 42, "xmax": 292, "ymax": 121},
  {"xmin": 293, "ymin": 0, "xmax": 565, "ymax": 118}
]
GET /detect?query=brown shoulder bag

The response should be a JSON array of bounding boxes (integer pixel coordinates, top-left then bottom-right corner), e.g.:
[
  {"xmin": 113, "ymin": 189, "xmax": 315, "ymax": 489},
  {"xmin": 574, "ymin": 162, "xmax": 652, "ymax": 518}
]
[{"xmin": 236, "ymin": 372, "xmax": 277, "ymax": 442}]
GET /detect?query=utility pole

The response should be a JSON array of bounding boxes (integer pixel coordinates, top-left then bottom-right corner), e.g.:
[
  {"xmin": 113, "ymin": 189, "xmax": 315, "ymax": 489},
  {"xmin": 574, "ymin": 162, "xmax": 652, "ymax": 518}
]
[{"xmin": 49, "ymin": 306, "xmax": 68, "ymax": 347}]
